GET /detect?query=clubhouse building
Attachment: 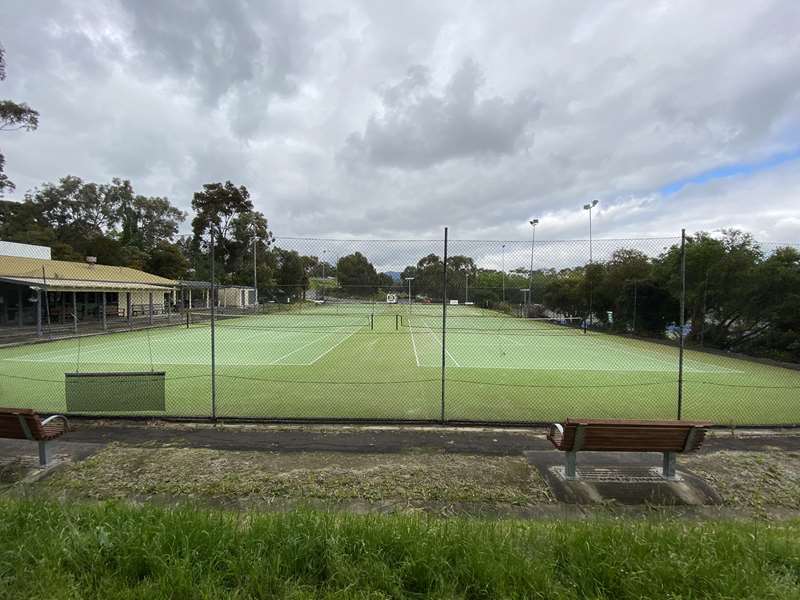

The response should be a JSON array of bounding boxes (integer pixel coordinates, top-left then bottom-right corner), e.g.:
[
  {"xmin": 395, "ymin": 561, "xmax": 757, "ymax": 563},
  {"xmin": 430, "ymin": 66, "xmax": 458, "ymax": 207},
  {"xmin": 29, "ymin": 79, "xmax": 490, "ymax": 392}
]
[{"xmin": 0, "ymin": 241, "xmax": 255, "ymax": 340}]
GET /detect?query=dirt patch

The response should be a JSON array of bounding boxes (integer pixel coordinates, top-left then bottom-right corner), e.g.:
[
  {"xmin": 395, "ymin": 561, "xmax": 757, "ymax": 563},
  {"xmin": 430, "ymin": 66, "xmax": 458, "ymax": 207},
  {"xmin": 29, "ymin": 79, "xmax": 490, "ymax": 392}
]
[
  {"xmin": 0, "ymin": 457, "xmax": 35, "ymax": 485},
  {"xmin": 685, "ymin": 449, "xmax": 800, "ymax": 510},
  {"xmin": 62, "ymin": 421, "xmax": 548, "ymax": 455},
  {"xmin": 41, "ymin": 445, "xmax": 553, "ymax": 509}
]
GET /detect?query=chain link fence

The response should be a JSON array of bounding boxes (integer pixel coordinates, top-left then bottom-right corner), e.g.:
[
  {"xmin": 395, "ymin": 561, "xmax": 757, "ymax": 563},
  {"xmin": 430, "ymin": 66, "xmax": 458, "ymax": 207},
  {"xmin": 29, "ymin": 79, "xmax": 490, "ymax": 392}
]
[{"xmin": 0, "ymin": 230, "xmax": 798, "ymax": 425}]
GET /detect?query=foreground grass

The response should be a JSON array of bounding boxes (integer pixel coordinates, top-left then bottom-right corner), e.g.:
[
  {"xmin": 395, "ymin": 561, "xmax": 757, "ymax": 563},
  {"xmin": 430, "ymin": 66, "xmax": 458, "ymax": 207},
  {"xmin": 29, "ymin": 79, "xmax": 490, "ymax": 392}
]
[{"xmin": 1, "ymin": 500, "xmax": 800, "ymax": 598}]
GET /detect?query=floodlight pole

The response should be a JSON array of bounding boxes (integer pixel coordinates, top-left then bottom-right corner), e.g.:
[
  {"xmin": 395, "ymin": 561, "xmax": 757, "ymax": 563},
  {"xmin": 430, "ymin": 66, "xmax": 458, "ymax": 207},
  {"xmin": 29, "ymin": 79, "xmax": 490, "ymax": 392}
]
[
  {"xmin": 528, "ymin": 219, "xmax": 539, "ymax": 316},
  {"xmin": 583, "ymin": 200, "xmax": 598, "ymax": 328},
  {"xmin": 252, "ymin": 225, "xmax": 258, "ymax": 307},
  {"xmin": 583, "ymin": 200, "xmax": 598, "ymax": 264},
  {"xmin": 501, "ymin": 244, "xmax": 506, "ymax": 302},
  {"xmin": 405, "ymin": 276, "xmax": 414, "ymax": 315},
  {"xmin": 465, "ymin": 273, "xmax": 469, "ymax": 303}
]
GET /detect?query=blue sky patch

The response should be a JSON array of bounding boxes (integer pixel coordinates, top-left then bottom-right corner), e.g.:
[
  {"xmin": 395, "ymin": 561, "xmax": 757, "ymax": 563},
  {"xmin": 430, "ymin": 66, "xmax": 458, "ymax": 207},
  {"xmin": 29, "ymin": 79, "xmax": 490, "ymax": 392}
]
[{"xmin": 660, "ymin": 147, "xmax": 800, "ymax": 196}]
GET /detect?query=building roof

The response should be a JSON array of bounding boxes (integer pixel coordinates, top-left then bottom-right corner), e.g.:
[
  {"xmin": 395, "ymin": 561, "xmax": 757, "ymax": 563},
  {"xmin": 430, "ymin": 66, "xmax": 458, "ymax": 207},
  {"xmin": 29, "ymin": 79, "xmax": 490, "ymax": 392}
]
[
  {"xmin": 0, "ymin": 241, "xmax": 51, "ymax": 260},
  {"xmin": 177, "ymin": 280, "xmax": 212, "ymax": 289},
  {"xmin": 177, "ymin": 281, "xmax": 255, "ymax": 290},
  {"xmin": 0, "ymin": 255, "xmax": 174, "ymax": 291}
]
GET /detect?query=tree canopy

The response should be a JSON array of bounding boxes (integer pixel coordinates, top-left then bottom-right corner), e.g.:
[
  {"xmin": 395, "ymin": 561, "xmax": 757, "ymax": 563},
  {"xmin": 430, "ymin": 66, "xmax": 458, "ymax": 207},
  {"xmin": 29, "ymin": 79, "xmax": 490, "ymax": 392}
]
[{"xmin": 0, "ymin": 44, "xmax": 39, "ymax": 196}]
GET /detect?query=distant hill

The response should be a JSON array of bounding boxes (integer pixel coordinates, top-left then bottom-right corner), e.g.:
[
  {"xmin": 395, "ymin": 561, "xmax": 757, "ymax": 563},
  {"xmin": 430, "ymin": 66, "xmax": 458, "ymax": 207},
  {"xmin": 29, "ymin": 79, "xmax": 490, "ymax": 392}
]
[{"xmin": 383, "ymin": 271, "xmax": 402, "ymax": 282}]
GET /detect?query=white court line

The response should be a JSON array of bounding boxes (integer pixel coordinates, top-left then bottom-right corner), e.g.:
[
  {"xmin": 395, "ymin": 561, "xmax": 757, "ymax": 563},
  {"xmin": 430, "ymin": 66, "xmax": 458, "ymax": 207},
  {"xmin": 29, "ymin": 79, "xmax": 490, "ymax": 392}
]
[
  {"xmin": 5, "ymin": 346, "xmax": 108, "ymax": 363},
  {"xmin": 422, "ymin": 317, "xmax": 461, "ymax": 367},
  {"xmin": 268, "ymin": 331, "xmax": 339, "ymax": 365},
  {"xmin": 306, "ymin": 327, "xmax": 362, "ymax": 365},
  {"xmin": 409, "ymin": 324, "xmax": 421, "ymax": 367}
]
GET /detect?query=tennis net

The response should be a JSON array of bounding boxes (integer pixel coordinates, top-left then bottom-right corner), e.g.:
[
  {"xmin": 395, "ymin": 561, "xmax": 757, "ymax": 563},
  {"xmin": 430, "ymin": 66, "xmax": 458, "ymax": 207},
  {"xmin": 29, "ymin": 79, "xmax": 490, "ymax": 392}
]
[{"xmin": 187, "ymin": 311, "xmax": 373, "ymax": 330}]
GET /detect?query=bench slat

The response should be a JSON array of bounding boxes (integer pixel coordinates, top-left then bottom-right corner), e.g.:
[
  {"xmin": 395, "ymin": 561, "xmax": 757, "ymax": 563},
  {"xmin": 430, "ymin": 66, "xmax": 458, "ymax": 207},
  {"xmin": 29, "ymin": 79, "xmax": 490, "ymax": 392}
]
[{"xmin": 549, "ymin": 419, "xmax": 710, "ymax": 453}]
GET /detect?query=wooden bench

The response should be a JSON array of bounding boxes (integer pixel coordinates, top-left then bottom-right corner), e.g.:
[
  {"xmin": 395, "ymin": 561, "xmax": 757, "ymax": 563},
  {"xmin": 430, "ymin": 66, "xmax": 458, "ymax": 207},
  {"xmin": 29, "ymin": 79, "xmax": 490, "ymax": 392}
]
[
  {"xmin": 0, "ymin": 408, "xmax": 69, "ymax": 466},
  {"xmin": 547, "ymin": 419, "xmax": 712, "ymax": 480}
]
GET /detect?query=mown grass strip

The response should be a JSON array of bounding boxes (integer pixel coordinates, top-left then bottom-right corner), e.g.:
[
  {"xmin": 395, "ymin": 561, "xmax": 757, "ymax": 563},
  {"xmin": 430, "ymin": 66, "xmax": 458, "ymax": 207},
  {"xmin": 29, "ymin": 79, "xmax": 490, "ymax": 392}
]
[{"xmin": 0, "ymin": 499, "xmax": 799, "ymax": 599}]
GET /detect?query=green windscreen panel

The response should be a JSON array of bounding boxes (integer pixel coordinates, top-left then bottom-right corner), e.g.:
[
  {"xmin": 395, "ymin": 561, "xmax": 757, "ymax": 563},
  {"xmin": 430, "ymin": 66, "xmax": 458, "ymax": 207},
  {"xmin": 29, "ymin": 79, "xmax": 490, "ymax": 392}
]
[{"xmin": 65, "ymin": 371, "xmax": 166, "ymax": 412}]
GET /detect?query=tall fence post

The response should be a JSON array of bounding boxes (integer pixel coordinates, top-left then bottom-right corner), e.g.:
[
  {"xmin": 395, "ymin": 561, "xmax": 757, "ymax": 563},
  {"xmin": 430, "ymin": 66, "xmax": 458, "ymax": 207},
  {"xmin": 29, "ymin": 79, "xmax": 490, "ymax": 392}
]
[
  {"xmin": 677, "ymin": 228, "xmax": 686, "ymax": 420},
  {"xmin": 440, "ymin": 227, "xmax": 448, "ymax": 424},
  {"xmin": 210, "ymin": 227, "xmax": 217, "ymax": 421}
]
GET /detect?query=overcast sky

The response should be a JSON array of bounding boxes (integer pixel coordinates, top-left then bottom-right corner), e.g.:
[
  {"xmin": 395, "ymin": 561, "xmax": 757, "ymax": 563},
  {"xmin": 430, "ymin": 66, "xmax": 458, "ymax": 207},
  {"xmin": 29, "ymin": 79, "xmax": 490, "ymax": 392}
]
[{"xmin": 1, "ymin": 0, "xmax": 799, "ymax": 242}]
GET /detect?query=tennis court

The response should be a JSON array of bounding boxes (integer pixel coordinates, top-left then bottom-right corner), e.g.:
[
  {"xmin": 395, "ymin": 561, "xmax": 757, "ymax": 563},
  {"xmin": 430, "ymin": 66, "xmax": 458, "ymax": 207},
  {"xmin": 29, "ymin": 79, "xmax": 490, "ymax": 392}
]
[{"xmin": 0, "ymin": 303, "xmax": 798, "ymax": 424}]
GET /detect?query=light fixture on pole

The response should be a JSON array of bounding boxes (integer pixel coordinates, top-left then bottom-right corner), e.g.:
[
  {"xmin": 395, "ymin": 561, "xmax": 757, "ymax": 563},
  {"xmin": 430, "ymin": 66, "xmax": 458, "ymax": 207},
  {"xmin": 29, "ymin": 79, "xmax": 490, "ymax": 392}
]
[
  {"xmin": 501, "ymin": 244, "xmax": 506, "ymax": 302},
  {"xmin": 404, "ymin": 276, "xmax": 415, "ymax": 315},
  {"xmin": 582, "ymin": 200, "xmax": 599, "ymax": 328},
  {"xmin": 582, "ymin": 200, "xmax": 598, "ymax": 263},
  {"xmin": 251, "ymin": 222, "xmax": 258, "ymax": 307},
  {"xmin": 528, "ymin": 219, "xmax": 539, "ymax": 316}
]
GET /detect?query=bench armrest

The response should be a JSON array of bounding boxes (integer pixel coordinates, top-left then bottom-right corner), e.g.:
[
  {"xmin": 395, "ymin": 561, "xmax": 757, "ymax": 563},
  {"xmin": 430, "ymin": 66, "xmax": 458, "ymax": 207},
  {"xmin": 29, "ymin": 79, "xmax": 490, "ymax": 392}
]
[
  {"xmin": 41, "ymin": 414, "xmax": 69, "ymax": 431},
  {"xmin": 547, "ymin": 423, "xmax": 565, "ymax": 448}
]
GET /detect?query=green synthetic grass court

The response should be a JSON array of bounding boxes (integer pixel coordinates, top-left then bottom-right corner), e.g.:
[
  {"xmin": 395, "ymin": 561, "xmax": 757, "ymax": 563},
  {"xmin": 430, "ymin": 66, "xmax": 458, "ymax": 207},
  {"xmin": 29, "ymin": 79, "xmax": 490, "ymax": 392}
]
[{"xmin": 0, "ymin": 303, "xmax": 798, "ymax": 423}]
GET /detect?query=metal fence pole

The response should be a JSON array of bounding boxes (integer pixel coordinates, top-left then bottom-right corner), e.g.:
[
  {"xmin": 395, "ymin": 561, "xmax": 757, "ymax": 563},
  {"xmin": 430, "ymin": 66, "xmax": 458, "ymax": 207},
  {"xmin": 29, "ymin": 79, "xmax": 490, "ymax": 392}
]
[
  {"xmin": 210, "ymin": 223, "xmax": 217, "ymax": 421},
  {"xmin": 210, "ymin": 227, "xmax": 217, "ymax": 421},
  {"xmin": 101, "ymin": 292, "xmax": 107, "ymax": 331},
  {"xmin": 35, "ymin": 289, "xmax": 42, "ymax": 337},
  {"xmin": 440, "ymin": 227, "xmax": 448, "ymax": 424},
  {"xmin": 678, "ymin": 228, "xmax": 686, "ymax": 420}
]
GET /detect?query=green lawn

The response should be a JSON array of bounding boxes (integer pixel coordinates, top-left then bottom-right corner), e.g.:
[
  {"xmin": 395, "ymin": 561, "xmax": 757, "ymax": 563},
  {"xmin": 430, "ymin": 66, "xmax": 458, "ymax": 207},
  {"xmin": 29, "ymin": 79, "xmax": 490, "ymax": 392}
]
[
  {"xmin": 0, "ymin": 303, "xmax": 798, "ymax": 424},
  {"xmin": 2, "ymin": 499, "xmax": 800, "ymax": 599}
]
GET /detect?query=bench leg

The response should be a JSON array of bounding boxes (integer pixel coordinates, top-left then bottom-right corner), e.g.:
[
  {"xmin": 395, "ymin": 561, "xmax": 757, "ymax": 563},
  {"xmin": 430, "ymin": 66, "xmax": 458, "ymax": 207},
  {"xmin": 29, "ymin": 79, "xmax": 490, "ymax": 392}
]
[
  {"xmin": 565, "ymin": 451, "xmax": 577, "ymax": 480},
  {"xmin": 662, "ymin": 452, "xmax": 676, "ymax": 480},
  {"xmin": 38, "ymin": 441, "xmax": 50, "ymax": 467}
]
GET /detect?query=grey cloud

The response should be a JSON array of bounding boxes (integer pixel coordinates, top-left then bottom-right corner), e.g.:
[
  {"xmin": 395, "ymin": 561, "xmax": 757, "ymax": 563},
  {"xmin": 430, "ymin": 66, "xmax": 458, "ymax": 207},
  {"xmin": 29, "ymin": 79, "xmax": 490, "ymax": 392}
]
[
  {"xmin": 1, "ymin": 0, "xmax": 799, "ymax": 244},
  {"xmin": 341, "ymin": 59, "xmax": 542, "ymax": 169},
  {"xmin": 123, "ymin": 0, "xmax": 309, "ymax": 104}
]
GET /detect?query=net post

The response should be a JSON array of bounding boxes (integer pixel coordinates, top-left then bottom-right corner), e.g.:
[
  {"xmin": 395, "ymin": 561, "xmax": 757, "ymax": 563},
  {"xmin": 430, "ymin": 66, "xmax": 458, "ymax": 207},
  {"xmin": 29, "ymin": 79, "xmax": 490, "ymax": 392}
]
[
  {"xmin": 440, "ymin": 227, "xmax": 448, "ymax": 424},
  {"xmin": 677, "ymin": 228, "xmax": 686, "ymax": 420},
  {"xmin": 396, "ymin": 314, "xmax": 399, "ymax": 330}
]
